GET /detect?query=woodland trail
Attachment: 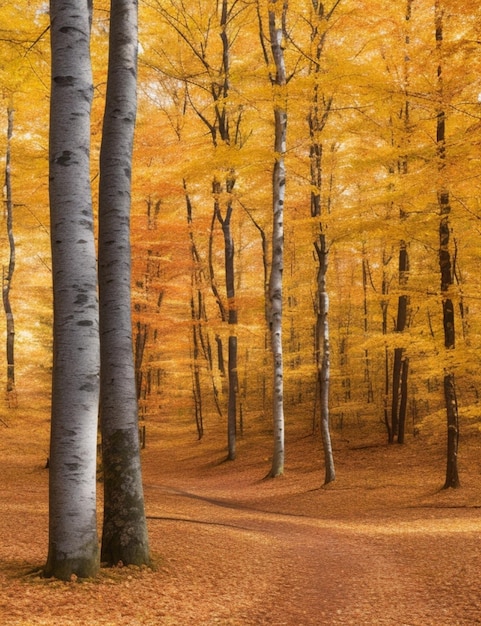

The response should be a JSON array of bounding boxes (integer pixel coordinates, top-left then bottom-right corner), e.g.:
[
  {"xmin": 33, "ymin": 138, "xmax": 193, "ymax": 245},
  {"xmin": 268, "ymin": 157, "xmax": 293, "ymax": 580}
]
[
  {"xmin": 143, "ymin": 482, "xmax": 481, "ymax": 625},
  {"xmin": 3, "ymin": 425, "xmax": 481, "ymax": 625}
]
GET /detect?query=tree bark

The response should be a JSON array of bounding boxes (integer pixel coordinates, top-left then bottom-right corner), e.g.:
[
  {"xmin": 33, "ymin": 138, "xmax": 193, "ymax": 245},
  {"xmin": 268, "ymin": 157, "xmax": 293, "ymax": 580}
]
[
  {"xmin": 184, "ymin": 182, "xmax": 223, "ymax": 422},
  {"xmin": 3, "ymin": 107, "xmax": 15, "ymax": 399},
  {"xmin": 315, "ymin": 236, "xmax": 335, "ymax": 483},
  {"xmin": 443, "ymin": 373, "xmax": 459, "ymax": 488},
  {"xmin": 45, "ymin": 0, "xmax": 100, "ymax": 580},
  {"xmin": 307, "ymin": 0, "xmax": 339, "ymax": 485},
  {"xmin": 217, "ymin": 193, "xmax": 238, "ymax": 461},
  {"xmin": 435, "ymin": 0, "xmax": 459, "ymax": 489},
  {"xmin": 98, "ymin": 0, "xmax": 150, "ymax": 566},
  {"xmin": 391, "ymin": 244, "xmax": 409, "ymax": 443},
  {"xmin": 397, "ymin": 357, "xmax": 409, "ymax": 445},
  {"xmin": 389, "ymin": 1, "xmax": 412, "ymax": 443},
  {"xmin": 266, "ymin": 0, "xmax": 287, "ymax": 478},
  {"xmin": 212, "ymin": 1, "xmax": 240, "ymax": 461}
]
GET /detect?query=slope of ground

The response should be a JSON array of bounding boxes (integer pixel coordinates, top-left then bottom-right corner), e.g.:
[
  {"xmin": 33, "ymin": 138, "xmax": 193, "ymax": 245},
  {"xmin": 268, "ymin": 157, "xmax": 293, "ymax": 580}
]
[{"xmin": 1, "ymin": 409, "xmax": 481, "ymax": 625}]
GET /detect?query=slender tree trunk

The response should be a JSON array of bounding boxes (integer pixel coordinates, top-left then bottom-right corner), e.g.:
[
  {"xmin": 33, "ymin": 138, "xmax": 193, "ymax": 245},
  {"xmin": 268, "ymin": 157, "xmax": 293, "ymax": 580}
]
[
  {"xmin": 3, "ymin": 107, "xmax": 15, "ymax": 399},
  {"xmin": 383, "ymin": 344, "xmax": 391, "ymax": 441},
  {"xmin": 186, "ymin": 189, "xmax": 205, "ymax": 439},
  {"xmin": 362, "ymin": 249, "xmax": 374, "ymax": 404},
  {"xmin": 184, "ymin": 181, "xmax": 223, "ymax": 423},
  {"xmin": 190, "ymin": 321, "xmax": 203, "ymax": 439},
  {"xmin": 134, "ymin": 320, "xmax": 148, "ymax": 401},
  {"xmin": 45, "ymin": 0, "xmax": 100, "ymax": 580},
  {"xmin": 266, "ymin": 0, "xmax": 287, "ymax": 478},
  {"xmin": 435, "ymin": 0, "xmax": 459, "ymax": 489},
  {"xmin": 380, "ymin": 247, "xmax": 392, "ymax": 439},
  {"xmin": 443, "ymin": 373, "xmax": 459, "ymax": 487},
  {"xmin": 391, "ymin": 244, "xmax": 409, "ymax": 442},
  {"xmin": 227, "ymin": 333, "xmax": 238, "ymax": 456},
  {"xmin": 311, "ymin": 163, "xmax": 335, "ymax": 481},
  {"xmin": 241, "ymin": 203, "xmax": 270, "ymax": 416},
  {"xmin": 214, "ymin": 1, "xmax": 240, "ymax": 461},
  {"xmin": 219, "ymin": 200, "xmax": 238, "ymax": 460},
  {"xmin": 397, "ymin": 357, "xmax": 409, "ymax": 444},
  {"xmin": 208, "ymin": 200, "xmax": 227, "ymax": 323},
  {"xmin": 307, "ymin": 0, "xmax": 338, "ymax": 485},
  {"xmin": 315, "ymin": 236, "xmax": 335, "ymax": 483},
  {"xmin": 390, "ymin": 0, "xmax": 412, "ymax": 444},
  {"xmin": 98, "ymin": 0, "xmax": 150, "ymax": 566}
]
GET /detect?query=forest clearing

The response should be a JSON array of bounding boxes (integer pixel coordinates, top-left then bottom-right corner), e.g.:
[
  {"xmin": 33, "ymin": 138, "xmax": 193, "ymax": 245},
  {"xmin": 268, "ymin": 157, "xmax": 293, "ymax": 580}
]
[{"xmin": 1, "ymin": 399, "xmax": 481, "ymax": 625}]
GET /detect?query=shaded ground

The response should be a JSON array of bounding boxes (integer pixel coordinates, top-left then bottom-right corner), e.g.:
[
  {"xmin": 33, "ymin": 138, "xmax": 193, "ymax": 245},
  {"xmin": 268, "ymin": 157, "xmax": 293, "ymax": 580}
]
[{"xmin": 1, "ymin": 412, "xmax": 481, "ymax": 625}]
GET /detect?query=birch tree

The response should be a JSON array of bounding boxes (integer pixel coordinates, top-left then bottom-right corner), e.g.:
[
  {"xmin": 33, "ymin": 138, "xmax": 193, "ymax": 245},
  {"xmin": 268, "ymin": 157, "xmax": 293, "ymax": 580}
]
[
  {"xmin": 45, "ymin": 0, "xmax": 100, "ymax": 580},
  {"xmin": 305, "ymin": 0, "xmax": 341, "ymax": 484},
  {"xmin": 98, "ymin": 0, "xmax": 150, "ymax": 566},
  {"xmin": 257, "ymin": 0, "xmax": 288, "ymax": 477}
]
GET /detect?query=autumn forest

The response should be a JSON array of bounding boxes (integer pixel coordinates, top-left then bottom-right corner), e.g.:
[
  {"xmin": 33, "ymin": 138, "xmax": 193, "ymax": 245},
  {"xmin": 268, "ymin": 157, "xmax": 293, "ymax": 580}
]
[{"xmin": 2, "ymin": 0, "xmax": 481, "ymax": 591}]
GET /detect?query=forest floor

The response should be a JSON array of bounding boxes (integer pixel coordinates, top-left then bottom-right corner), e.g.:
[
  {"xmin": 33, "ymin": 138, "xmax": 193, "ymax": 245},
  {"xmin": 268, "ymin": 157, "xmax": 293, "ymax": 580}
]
[{"xmin": 2, "ymin": 406, "xmax": 481, "ymax": 625}]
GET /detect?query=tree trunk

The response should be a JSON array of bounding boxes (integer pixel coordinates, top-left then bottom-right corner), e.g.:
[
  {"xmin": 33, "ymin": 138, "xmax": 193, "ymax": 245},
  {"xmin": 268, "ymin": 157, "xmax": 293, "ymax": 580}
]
[
  {"xmin": 242, "ymin": 205, "xmax": 270, "ymax": 415},
  {"xmin": 390, "ymin": 1, "xmax": 412, "ymax": 443},
  {"xmin": 391, "ymin": 247, "xmax": 409, "ymax": 443},
  {"xmin": 218, "ymin": 197, "xmax": 238, "ymax": 461},
  {"xmin": 435, "ymin": 0, "xmax": 459, "ymax": 489},
  {"xmin": 306, "ymin": 0, "xmax": 338, "ymax": 485},
  {"xmin": 443, "ymin": 372, "xmax": 459, "ymax": 488},
  {"xmin": 315, "ymin": 236, "xmax": 335, "ymax": 484},
  {"xmin": 227, "ymin": 333, "xmax": 238, "ymax": 459},
  {"xmin": 184, "ymin": 181, "xmax": 223, "ymax": 423},
  {"xmin": 362, "ymin": 249, "xmax": 374, "ymax": 404},
  {"xmin": 3, "ymin": 107, "xmax": 15, "ymax": 399},
  {"xmin": 98, "ymin": 0, "xmax": 150, "ymax": 566},
  {"xmin": 397, "ymin": 357, "xmax": 409, "ymax": 445},
  {"xmin": 212, "ymin": 1, "xmax": 240, "ymax": 461},
  {"xmin": 266, "ymin": 0, "xmax": 287, "ymax": 478},
  {"xmin": 45, "ymin": 0, "xmax": 100, "ymax": 580},
  {"xmin": 190, "ymin": 321, "xmax": 204, "ymax": 439},
  {"xmin": 134, "ymin": 320, "xmax": 148, "ymax": 401}
]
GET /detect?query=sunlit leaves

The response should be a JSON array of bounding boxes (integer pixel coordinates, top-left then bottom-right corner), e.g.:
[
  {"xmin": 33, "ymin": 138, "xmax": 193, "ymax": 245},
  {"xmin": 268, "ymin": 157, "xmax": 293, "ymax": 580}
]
[{"xmin": 3, "ymin": 0, "xmax": 481, "ymax": 443}]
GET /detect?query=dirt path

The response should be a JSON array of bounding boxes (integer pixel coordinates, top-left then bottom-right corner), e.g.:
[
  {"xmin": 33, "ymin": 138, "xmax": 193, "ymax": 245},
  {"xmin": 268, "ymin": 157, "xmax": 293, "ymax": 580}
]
[
  {"xmin": 2, "ymin": 423, "xmax": 481, "ymax": 624},
  {"xmin": 143, "ymin": 482, "xmax": 481, "ymax": 625}
]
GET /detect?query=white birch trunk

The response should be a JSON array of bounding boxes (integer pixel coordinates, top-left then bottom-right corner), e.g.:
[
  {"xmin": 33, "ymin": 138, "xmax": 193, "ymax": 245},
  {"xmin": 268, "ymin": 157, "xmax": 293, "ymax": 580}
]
[
  {"xmin": 267, "ymin": 1, "xmax": 287, "ymax": 478},
  {"xmin": 316, "ymin": 238, "xmax": 335, "ymax": 484},
  {"xmin": 45, "ymin": 0, "xmax": 100, "ymax": 580},
  {"xmin": 98, "ymin": 0, "xmax": 150, "ymax": 565}
]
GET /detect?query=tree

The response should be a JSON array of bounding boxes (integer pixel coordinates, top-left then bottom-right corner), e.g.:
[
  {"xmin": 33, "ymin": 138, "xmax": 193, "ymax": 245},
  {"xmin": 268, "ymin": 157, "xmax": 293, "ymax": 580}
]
[
  {"xmin": 185, "ymin": 180, "xmax": 223, "ymax": 437},
  {"xmin": 387, "ymin": 0, "xmax": 412, "ymax": 445},
  {"xmin": 258, "ymin": 0, "xmax": 288, "ymax": 477},
  {"xmin": 98, "ymin": 0, "xmax": 150, "ymax": 566},
  {"xmin": 211, "ymin": 0, "xmax": 241, "ymax": 460},
  {"xmin": 3, "ymin": 107, "xmax": 15, "ymax": 402},
  {"xmin": 45, "ymin": 0, "xmax": 100, "ymax": 580},
  {"xmin": 304, "ymin": 0, "xmax": 341, "ymax": 484},
  {"xmin": 434, "ymin": 0, "xmax": 459, "ymax": 489},
  {"xmin": 154, "ymin": 0, "xmax": 244, "ymax": 460}
]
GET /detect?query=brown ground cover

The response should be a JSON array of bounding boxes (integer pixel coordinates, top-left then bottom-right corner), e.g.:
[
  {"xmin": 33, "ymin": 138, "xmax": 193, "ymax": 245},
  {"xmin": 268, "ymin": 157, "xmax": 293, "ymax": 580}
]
[{"xmin": 1, "ymin": 409, "xmax": 481, "ymax": 625}]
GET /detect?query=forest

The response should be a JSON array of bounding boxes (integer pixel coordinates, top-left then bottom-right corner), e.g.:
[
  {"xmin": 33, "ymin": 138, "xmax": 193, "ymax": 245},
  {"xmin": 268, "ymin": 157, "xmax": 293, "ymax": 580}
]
[{"xmin": 2, "ymin": 0, "xmax": 481, "ymax": 622}]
